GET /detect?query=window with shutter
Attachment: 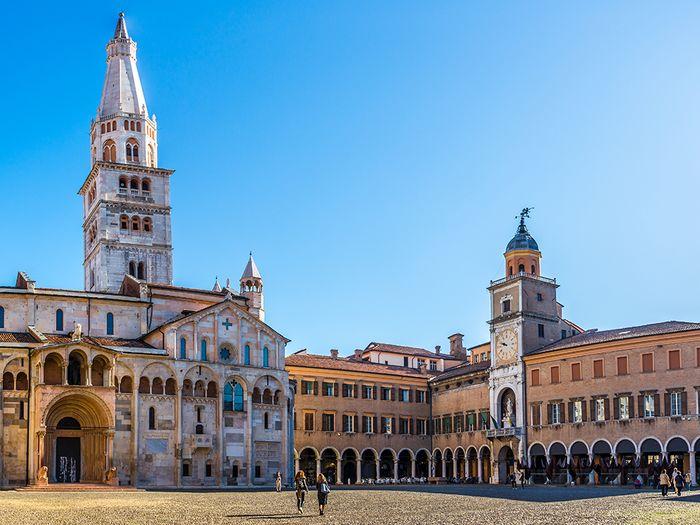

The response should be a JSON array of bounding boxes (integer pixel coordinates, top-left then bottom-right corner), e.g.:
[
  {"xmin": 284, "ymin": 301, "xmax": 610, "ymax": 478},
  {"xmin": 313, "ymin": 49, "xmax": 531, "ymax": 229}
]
[
  {"xmin": 642, "ymin": 353, "xmax": 654, "ymax": 373},
  {"xmin": 593, "ymin": 359, "xmax": 604, "ymax": 378},
  {"xmin": 668, "ymin": 350, "xmax": 680, "ymax": 370},
  {"xmin": 617, "ymin": 356, "xmax": 628, "ymax": 375},
  {"xmin": 531, "ymin": 369, "xmax": 540, "ymax": 386},
  {"xmin": 550, "ymin": 366, "xmax": 560, "ymax": 384},
  {"xmin": 571, "ymin": 363, "xmax": 582, "ymax": 381}
]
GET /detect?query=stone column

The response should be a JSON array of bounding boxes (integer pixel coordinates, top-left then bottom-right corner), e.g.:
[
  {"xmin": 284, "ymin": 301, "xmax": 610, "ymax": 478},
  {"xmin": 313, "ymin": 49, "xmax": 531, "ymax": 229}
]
[
  {"xmin": 86, "ymin": 363, "xmax": 92, "ymax": 386},
  {"xmin": 280, "ymin": 397, "xmax": 289, "ymax": 484},
  {"xmin": 218, "ymin": 385, "xmax": 225, "ymax": 487},
  {"xmin": 355, "ymin": 458, "xmax": 362, "ymax": 483},
  {"xmin": 411, "ymin": 458, "xmax": 416, "ymax": 478},
  {"xmin": 316, "ymin": 457, "xmax": 321, "ymax": 478},
  {"xmin": 429, "ymin": 457, "xmax": 434, "ymax": 478},
  {"xmin": 294, "ymin": 457, "xmax": 299, "ymax": 475},
  {"xmin": 566, "ymin": 454, "xmax": 573, "ymax": 484},
  {"xmin": 393, "ymin": 459, "xmax": 398, "ymax": 481},
  {"xmin": 477, "ymin": 455, "xmax": 483, "ymax": 483},
  {"xmin": 107, "ymin": 430, "xmax": 115, "ymax": 471},
  {"xmin": 175, "ymin": 386, "xmax": 182, "ymax": 488},
  {"xmin": 131, "ymin": 388, "xmax": 139, "ymax": 486},
  {"xmin": 336, "ymin": 458, "xmax": 342, "ymax": 484},
  {"xmin": 690, "ymin": 453, "xmax": 697, "ymax": 487},
  {"xmin": 37, "ymin": 430, "xmax": 46, "ymax": 471},
  {"xmin": 246, "ymin": 392, "xmax": 253, "ymax": 485},
  {"xmin": 374, "ymin": 459, "xmax": 379, "ymax": 479},
  {"xmin": 63, "ymin": 364, "xmax": 68, "ymax": 385},
  {"xmin": 452, "ymin": 456, "xmax": 458, "ymax": 479},
  {"xmin": 441, "ymin": 458, "xmax": 446, "ymax": 478}
]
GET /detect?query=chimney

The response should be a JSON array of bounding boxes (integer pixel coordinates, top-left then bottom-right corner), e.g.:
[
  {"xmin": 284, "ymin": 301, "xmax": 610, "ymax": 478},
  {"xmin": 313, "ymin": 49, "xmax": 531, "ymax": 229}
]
[
  {"xmin": 418, "ymin": 362, "xmax": 428, "ymax": 375},
  {"xmin": 330, "ymin": 349, "xmax": 339, "ymax": 359},
  {"xmin": 354, "ymin": 349, "xmax": 363, "ymax": 360},
  {"xmin": 448, "ymin": 333, "xmax": 466, "ymax": 359},
  {"xmin": 434, "ymin": 345, "xmax": 441, "ymax": 355}
]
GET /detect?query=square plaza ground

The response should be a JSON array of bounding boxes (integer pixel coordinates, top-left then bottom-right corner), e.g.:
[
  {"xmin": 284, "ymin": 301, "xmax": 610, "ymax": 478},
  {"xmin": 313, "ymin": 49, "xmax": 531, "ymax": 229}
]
[{"xmin": 0, "ymin": 485, "xmax": 697, "ymax": 525}]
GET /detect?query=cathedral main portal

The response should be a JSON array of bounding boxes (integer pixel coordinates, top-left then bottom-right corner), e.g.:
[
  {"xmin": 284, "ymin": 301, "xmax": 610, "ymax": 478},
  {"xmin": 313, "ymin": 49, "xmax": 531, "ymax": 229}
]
[{"xmin": 41, "ymin": 393, "xmax": 114, "ymax": 484}]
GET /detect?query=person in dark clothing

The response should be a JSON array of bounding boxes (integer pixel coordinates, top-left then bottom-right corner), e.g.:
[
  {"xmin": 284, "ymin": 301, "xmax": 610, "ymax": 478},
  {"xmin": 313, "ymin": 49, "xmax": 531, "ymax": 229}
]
[
  {"xmin": 316, "ymin": 473, "xmax": 330, "ymax": 516},
  {"xmin": 294, "ymin": 471, "xmax": 308, "ymax": 514}
]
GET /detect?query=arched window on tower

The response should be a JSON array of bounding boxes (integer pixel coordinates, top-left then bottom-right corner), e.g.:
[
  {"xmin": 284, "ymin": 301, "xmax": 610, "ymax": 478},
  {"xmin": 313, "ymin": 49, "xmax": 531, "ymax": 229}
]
[
  {"xmin": 130, "ymin": 177, "xmax": 140, "ymax": 190},
  {"xmin": 244, "ymin": 345, "xmax": 251, "ymax": 366},
  {"xmin": 531, "ymin": 264, "xmax": 536, "ymax": 274},
  {"xmin": 55, "ymin": 309, "xmax": 64, "ymax": 332},
  {"xmin": 143, "ymin": 217, "xmax": 152, "ymax": 233},
  {"xmin": 126, "ymin": 138, "xmax": 139, "ymax": 162},
  {"xmin": 147, "ymin": 145, "xmax": 155, "ymax": 167},
  {"xmin": 136, "ymin": 121, "xmax": 142, "ymax": 132},
  {"xmin": 141, "ymin": 179, "xmax": 151, "ymax": 193},
  {"xmin": 124, "ymin": 120, "xmax": 129, "ymax": 130},
  {"xmin": 130, "ymin": 121, "xmax": 135, "ymax": 131},
  {"xmin": 128, "ymin": 261, "xmax": 136, "ymax": 277},
  {"xmin": 106, "ymin": 312, "xmax": 114, "ymax": 335},
  {"xmin": 137, "ymin": 262, "xmax": 145, "ymax": 280},
  {"xmin": 200, "ymin": 339, "xmax": 207, "ymax": 361},
  {"xmin": 264, "ymin": 412, "xmax": 269, "ymax": 429},
  {"xmin": 262, "ymin": 347, "xmax": 270, "ymax": 368},
  {"xmin": 102, "ymin": 140, "xmax": 116, "ymax": 162},
  {"xmin": 120, "ymin": 215, "xmax": 129, "ymax": 230},
  {"xmin": 518, "ymin": 264, "xmax": 525, "ymax": 273},
  {"xmin": 131, "ymin": 216, "xmax": 141, "ymax": 231}
]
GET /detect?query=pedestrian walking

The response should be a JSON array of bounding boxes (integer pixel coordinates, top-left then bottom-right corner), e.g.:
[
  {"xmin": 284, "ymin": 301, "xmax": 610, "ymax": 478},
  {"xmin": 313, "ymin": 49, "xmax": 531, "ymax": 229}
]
[
  {"xmin": 294, "ymin": 471, "xmax": 308, "ymax": 514},
  {"xmin": 275, "ymin": 471, "xmax": 282, "ymax": 492},
  {"xmin": 659, "ymin": 469, "xmax": 670, "ymax": 497},
  {"xmin": 673, "ymin": 469, "xmax": 684, "ymax": 497},
  {"xmin": 316, "ymin": 473, "xmax": 331, "ymax": 516}
]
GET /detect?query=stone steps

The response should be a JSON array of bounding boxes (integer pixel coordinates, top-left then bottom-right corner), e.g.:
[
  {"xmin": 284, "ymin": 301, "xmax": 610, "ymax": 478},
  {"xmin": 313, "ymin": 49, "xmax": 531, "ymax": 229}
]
[{"xmin": 16, "ymin": 483, "xmax": 142, "ymax": 492}]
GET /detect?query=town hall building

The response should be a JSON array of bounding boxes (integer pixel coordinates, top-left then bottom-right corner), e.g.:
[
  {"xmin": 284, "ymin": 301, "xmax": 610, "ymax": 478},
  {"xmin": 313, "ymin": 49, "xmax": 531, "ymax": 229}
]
[{"xmin": 0, "ymin": 14, "xmax": 292, "ymax": 488}]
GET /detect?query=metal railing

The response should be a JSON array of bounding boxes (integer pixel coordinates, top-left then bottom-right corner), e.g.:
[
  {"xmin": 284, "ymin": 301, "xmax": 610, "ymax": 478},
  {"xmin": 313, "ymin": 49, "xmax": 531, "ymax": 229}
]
[{"xmin": 490, "ymin": 272, "xmax": 557, "ymax": 287}]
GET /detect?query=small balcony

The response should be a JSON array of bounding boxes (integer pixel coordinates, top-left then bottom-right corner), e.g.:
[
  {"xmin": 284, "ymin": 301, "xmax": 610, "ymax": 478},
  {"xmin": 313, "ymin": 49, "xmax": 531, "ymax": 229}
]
[
  {"xmin": 187, "ymin": 433, "xmax": 213, "ymax": 449},
  {"xmin": 486, "ymin": 426, "xmax": 522, "ymax": 439}
]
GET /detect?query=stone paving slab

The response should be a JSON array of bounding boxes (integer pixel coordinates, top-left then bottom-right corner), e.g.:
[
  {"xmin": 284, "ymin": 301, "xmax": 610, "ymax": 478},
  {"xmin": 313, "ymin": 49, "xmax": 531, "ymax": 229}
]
[{"xmin": 0, "ymin": 485, "xmax": 697, "ymax": 524}]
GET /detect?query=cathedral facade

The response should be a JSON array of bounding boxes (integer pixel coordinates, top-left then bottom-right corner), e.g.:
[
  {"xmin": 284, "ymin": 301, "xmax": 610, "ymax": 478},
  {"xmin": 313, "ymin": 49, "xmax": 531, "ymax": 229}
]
[{"xmin": 0, "ymin": 14, "xmax": 292, "ymax": 488}]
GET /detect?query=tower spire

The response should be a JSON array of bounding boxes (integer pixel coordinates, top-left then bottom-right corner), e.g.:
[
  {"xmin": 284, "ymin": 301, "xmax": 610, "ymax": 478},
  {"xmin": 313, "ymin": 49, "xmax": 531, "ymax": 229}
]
[
  {"xmin": 113, "ymin": 12, "xmax": 129, "ymax": 39},
  {"xmin": 239, "ymin": 254, "xmax": 264, "ymax": 321}
]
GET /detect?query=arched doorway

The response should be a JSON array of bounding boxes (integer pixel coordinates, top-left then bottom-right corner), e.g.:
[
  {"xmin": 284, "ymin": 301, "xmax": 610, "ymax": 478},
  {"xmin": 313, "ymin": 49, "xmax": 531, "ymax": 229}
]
[
  {"xmin": 529, "ymin": 444, "xmax": 546, "ymax": 484},
  {"xmin": 43, "ymin": 392, "xmax": 112, "ymax": 483},
  {"xmin": 498, "ymin": 446, "xmax": 514, "ymax": 483},
  {"xmin": 480, "ymin": 447, "xmax": 491, "ymax": 483},
  {"xmin": 415, "ymin": 450, "xmax": 429, "ymax": 478},
  {"xmin": 444, "ymin": 449, "xmax": 454, "ymax": 479},
  {"xmin": 548, "ymin": 442, "xmax": 567, "ymax": 484},
  {"xmin": 591, "ymin": 441, "xmax": 612, "ymax": 485},
  {"xmin": 320, "ymin": 449, "xmax": 338, "ymax": 483},
  {"xmin": 455, "ymin": 448, "xmax": 465, "ymax": 479},
  {"xmin": 433, "ymin": 450, "xmax": 443, "ymax": 477},
  {"xmin": 397, "ymin": 450, "xmax": 412, "ymax": 478},
  {"xmin": 379, "ymin": 450, "xmax": 394, "ymax": 479},
  {"xmin": 341, "ymin": 449, "xmax": 357, "ymax": 484},
  {"xmin": 467, "ymin": 447, "xmax": 478, "ymax": 480},
  {"xmin": 299, "ymin": 448, "xmax": 317, "ymax": 481},
  {"xmin": 666, "ymin": 437, "xmax": 689, "ymax": 473},
  {"xmin": 361, "ymin": 449, "xmax": 377, "ymax": 480},
  {"xmin": 569, "ymin": 441, "xmax": 589, "ymax": 484},
  {"xmin": 615, "ymin": 439, "xmax": 637, "ymax": 485}
]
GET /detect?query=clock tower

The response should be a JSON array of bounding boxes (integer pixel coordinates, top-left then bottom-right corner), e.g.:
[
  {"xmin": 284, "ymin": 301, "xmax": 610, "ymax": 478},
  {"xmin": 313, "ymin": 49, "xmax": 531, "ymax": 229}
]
[{"xmin": 486, "ymin": 209, "xmax": 569, "ymax": 481}]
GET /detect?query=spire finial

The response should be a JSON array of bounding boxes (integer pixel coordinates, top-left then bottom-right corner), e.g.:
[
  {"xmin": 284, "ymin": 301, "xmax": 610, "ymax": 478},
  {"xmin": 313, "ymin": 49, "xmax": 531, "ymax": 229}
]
[
  {"xmin": 113, "ymin": 12, "xmax": 130, "ymax": 40},
  {"xmin": 516, "ymin": 207, "xmax": 533, "ymax": 231},
  {"xmin": 212, "ymin": 276, "xmax": 222, "ymax": 292}
]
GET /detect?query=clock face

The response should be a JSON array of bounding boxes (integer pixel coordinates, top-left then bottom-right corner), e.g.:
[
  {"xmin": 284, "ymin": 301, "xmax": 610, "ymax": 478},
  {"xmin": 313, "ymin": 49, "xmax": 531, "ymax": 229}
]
[{"xmin": 496, "ymin": 329, "xmax": 518, "ymax": 362}]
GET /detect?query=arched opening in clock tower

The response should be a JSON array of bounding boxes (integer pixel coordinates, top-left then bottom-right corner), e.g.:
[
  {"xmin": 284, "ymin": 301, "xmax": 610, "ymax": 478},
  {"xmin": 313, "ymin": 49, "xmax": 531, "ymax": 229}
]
[{"xmin": 499, "ymin": 388, "xmax": 516, "ymax": 428}]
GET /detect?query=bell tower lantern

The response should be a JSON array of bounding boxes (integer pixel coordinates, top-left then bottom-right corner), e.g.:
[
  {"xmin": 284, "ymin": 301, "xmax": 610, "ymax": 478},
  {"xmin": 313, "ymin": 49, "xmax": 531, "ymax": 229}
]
[{"xmin": 504, "ymin": 208, "xmax": 541, "ymax": 278}]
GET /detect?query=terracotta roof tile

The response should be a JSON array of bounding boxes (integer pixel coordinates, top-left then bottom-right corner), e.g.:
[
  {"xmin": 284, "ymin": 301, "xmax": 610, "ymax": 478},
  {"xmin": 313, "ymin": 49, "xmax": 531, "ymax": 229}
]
[
  {"xmin": 42, "ymin": 334, "xmax": 153, "ymax": 349},
  {"xmin": 528, "ymin": 321, "xmax": 700, "ymax": 356},
  {"xmin": 430, "ymin": 360, "xmax": 491, "ymax": 382},
  {"xmin": 364, "ymin": 342, "xmax": 460, "ymax": 360},
  {"xmin": 285, "ymin": 352, "xmax": 430, "ymax": 378},
  {"xmin": 0, "ymin": 332, "xmax": 36, "ymax": 343}
]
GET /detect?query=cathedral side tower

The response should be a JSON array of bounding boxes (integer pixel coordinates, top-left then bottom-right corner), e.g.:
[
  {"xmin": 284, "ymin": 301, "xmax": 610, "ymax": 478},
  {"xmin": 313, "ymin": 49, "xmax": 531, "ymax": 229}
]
[
  {"xmin": 79, "ymin": 13, "xmax": 174, "ymax": 292},
  {"xmin": 240, "ymin": 254, "xmax": 265, "ymax": 321}
]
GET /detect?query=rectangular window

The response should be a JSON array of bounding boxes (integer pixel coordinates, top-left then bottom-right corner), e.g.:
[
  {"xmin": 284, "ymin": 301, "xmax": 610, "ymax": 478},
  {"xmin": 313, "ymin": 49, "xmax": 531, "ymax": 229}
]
[
  {"xmin": 304, "ymin": 412, "xmax": 314, "ymax": 431},
  {"xmin": 416, "ymin": 418, "xmax": 426, "ymax": 435},
  {"xmin": 531, "ymin": 404, "xmax": 541, "ymax": 426},
  {"xmin": 403, "ymin": 356, "xmax": 409, "ymax": 367},
  {"xmin": 415, "ymin": 390, "xmax": 426, "ymax": 403},
  {"xmin": 429, "ymin": 361, "xmax": 437, "ymax": 371},
  {"xmin": 502, "ymin": 299, "xmax": 511, "ymax": 313},
  {"xmin": 417, "ymin": 358, "xmax": 425, "ymax": 369},
  {"xmin": 618, "ymin": 396, "xmax": 630, "ymax": 420},
  {"xmin": 321, "ymin": 413, "xmax": 335, "ymax": 432},
  {"xmin": 182, "ymin": 462, "xmax": 191, "ymax": 477},
  {"xmin": 342, "ymin": 414, "xmax": 354, "ymax": 432},
  {"xmin": 473, "ymin": 353, "xmax": 480, "ymax": 363},
  {"xmin": 322, "ymin": 382, "xmax": 334, "ymax": 396},
  {"xmin": 399, "ymin": 418, "xmax": 409, "ymax": 435},
  {"xmin": 206, "ymin": 463, "xmax": 212, "ymax": 477},
  {"xmin": 571, "ymin": 363, "xmax": 582, "ymax": 381},
  {"xmin": 595, "ymin": 398, "xmax": 606, "ymax": 421},
  {"xmin": 668, "ymin": 350, "xmax": 681, "ymax": 370},
  {"xmin": 593, "ymin": 359, "xmax": 604, "ymax": 378},
  {"xmin": 301, "ymin": 380, "xmax": 314, "ymax": 395},
  {"xmin": 550, "ymin": 366, "xmax": 560, "ymax": 384},
  {"xmin": 479, "ymin": 410, "xmax": 490, "ymax": 430},
  {"xmin": 362, "ymin": 415, "xmax": 374, "ymax": 434},
  {"xmin": 538, "ymin": 324, "xmax": 545, "ymax": 338},
  {"xmin": 362, "ymin": 385, "xmax": 373, "ymax": 399},
  {"xmin": 342, "ymin": 383, "xmax": 355, "ymax": 398},
  {"xmin": 537, "ymin": 293, "xmax": 543, "ymax": 302},
  {"xmin": 644, "ymin": 394, "xmax": 655, "ymax": 418},
  {"xmin": 433, "ymin": 417, "xmax": 441, "ymax": 435},
  {"xmin": 381, "ymin": 416, "xmax": 393, "ymax": 434},
  {"xmin": 670, "ymin": 392, "xmax": 682, "ymax": 416},
  {"xmin": 551, "ymin": 403, "xmax": 561, "ymax": 424},
  {"xmin": 572, "ymin": 400, "xmax": 582, "ymax": 423},
  {"xmin": 255, "ymin": 465, "xmax": 261, "ymax": 478},
  {"xmin": 696, "ymin": 347, "xmax": 700, "ymax": 367},
  {"xmin": 380, "ymin": 387, "xmax": 391, "ymax": 401},
  {"xmin": 642, "ymin": 353, "xmax": 654, "ymax": 373},
  {"xmin": 466, "ymin": 412, "xmax": 476, "ymax": 431},
  {"xmin": 617, "ymin": 356, "xmax": 628, "ymax": 375},
  {"xmin": 19, "ymin": 401, "xmax": 25, "ymax": 420},
  {"xmin": 399, "ymin": 388, "xmax": 410, "ymax": 402},
  {"xmin": 561, "ymin": 329, "xmax": 567, "ymax": 339}
]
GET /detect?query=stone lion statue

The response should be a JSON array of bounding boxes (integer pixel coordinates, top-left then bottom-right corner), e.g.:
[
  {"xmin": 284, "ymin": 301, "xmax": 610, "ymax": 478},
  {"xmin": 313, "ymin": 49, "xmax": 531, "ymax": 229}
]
[
  {"xmin": 105, "ymin": 467, "xmax": 119, "ymax": 485},
  {"xmin": 37, "ymin": 465, "xmax": 49, "ymax": 485}
]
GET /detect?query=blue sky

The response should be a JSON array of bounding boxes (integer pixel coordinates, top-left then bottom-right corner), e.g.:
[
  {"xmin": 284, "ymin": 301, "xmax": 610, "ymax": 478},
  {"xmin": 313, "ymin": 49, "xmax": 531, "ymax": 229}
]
[{"xmin": 2, "ymin": 1, "xmax": 700, "ymax": 354}]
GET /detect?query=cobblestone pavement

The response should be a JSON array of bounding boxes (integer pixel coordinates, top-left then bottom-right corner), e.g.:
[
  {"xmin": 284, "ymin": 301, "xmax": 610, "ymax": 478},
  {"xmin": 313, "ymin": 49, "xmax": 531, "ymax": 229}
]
[{"xmin": 0, "ymin": 485, "xmax": 697, "ymax": 524}]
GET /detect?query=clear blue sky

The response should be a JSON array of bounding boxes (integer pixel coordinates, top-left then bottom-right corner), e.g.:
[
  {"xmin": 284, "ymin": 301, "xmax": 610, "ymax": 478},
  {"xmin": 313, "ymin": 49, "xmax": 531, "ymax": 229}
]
[{"xmin": 2, "ymin": 1, "xmax": 700, "ymax": 355}]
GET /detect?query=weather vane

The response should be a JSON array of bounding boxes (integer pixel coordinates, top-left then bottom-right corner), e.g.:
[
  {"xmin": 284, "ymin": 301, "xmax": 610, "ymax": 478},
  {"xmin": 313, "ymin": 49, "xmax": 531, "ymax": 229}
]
[{"xmin": 517, "ymin": 207, "xmax": 533, "ymax": 225}]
